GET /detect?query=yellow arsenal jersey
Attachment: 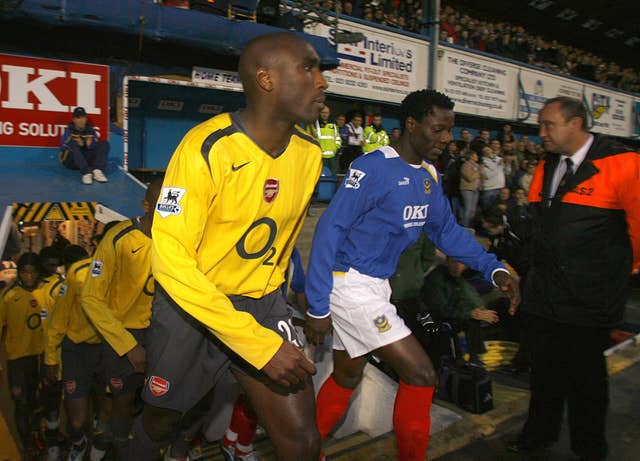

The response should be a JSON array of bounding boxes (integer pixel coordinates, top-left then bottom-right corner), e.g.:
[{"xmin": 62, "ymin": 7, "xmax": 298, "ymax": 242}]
[
  {"xmin": 41, "ymin": 274, "xmax": 65, "ymax": 305},
  {"xmin": 82, "ymin": 219, "xmax": 154, "ymax": 356},
  {"xmin": 45, "ymin": 259, "xmax": 101, "ymax": 366},
  {"xmin": 0, "ymin": 282, "xmax": 49, "ymax": 360},
  {"xmin": 152, "ymin": 111, "xmax": 322, "ymax": 369}
]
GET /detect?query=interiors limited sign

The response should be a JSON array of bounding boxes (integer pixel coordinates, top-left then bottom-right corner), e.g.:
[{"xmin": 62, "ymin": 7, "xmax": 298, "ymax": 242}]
[{"xmin": 0, "ymin": 54, "xmax": 109, "ymax": 147}]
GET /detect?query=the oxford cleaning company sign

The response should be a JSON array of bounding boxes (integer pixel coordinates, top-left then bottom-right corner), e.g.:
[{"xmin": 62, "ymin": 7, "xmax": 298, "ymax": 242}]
[{"xmin": 305, "ymin": 19, "xmax": 428, "ymax": 104}]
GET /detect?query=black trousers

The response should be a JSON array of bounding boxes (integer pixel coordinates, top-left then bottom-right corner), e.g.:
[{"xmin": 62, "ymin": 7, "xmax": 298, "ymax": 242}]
[{"xmin": 522, "ymin": 314, "xmax": 610, "ymax": 460}]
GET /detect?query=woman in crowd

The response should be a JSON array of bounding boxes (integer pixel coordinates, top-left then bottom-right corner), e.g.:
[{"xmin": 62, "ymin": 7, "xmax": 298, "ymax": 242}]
[{"xmin": 460, "ymin": 150, "xmax": 482, "ymax": 228}]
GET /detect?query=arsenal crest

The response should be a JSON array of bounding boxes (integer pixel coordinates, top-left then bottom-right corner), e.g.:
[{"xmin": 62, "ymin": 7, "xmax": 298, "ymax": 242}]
[
  {"xmin": 263, "ymin": 178, "xmax": 280, "ymax": 203},
  {"xmin": 149, "ymin": 375, "xmax": 170, "ymax": 397}
]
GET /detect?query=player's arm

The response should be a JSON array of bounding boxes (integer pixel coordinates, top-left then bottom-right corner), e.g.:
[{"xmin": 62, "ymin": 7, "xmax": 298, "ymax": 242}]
[
  {"xmin": 44, "ymin": 281, "xmax": 72, "ymax": 367},
  {"xmin": 423, "ymin": 170, "xmax": 519, "ymax": 311},
  {"xmin": 82, "ymin": 234, "xmax": 137, "ymax": 357},
  {"xmin": 152, "ymin": 134, "xmax": 288, "ymax": 372},
  {"xmin": 305, "ymin": 160, "xmax": 380, "ymax": 343}
]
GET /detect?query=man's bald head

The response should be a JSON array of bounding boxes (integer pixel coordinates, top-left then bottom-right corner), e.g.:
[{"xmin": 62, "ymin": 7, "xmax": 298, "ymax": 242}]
[{"xmin": 239, "ymin": 33, "xmax": 317, "ymax": 101}]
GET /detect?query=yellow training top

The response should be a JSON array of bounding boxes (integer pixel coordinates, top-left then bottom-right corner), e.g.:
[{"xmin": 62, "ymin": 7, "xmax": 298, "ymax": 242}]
[
  {"xmin": 45, "ymin": 258, "xmax": 101, "ymax": 366},
  {"xmin": 1, "ymin": 280, "xmax": 57, "ymax": 360},
  {"xmin": 152, "ymin": 111, "xmax": 322, "ymax": 370},
  {"xmin": 82, "ymin": 219, "xmax": 154, "ymax": 357}
]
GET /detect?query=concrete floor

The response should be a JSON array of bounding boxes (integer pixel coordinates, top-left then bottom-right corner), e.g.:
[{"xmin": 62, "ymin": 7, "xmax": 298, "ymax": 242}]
[{"xmin": 436, "ymin": 340, "xmax": 640, "ymax": 461}]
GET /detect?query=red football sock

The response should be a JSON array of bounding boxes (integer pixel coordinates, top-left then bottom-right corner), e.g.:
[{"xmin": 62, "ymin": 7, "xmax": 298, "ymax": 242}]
[
  {"xmin": 393, "ymin": 381, "xmax": 435, "ymax": 461},
  {"xmin": 316, "ymin": 374, "xmax": 355, "ymax": 439},
  {"xmin": 228, "ymin": 396, "xmax": 258, "ymax": 452}
]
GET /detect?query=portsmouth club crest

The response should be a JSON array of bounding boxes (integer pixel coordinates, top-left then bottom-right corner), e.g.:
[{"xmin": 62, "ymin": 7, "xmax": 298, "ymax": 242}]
[
  {"xmin": 423, "ymin": 179, "xmax": 431, "ymax": 194},
  {"xmin": 263, "ymin": 178, "xmax": 279, "ymax": 203},
  {"xmin": 373, "ymin": 315, "xmax": 392, "ymax": 333},
  {"xmin": 156, "ymin": 187, "xmax": 186, "ymax": 217}
]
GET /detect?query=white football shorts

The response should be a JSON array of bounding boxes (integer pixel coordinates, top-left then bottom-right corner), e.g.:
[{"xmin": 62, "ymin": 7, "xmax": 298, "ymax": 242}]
[{"xmin": 330, "ymin": 267, "xmax": 412, "ymax": 358}]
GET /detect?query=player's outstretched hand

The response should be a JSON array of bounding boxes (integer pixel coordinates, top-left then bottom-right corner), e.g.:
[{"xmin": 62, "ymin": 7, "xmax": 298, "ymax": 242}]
[
  {"xmin": 263, "ymin": 340, "xmax": 317, "ymax": 388},
  {"xmin": 493, "ymin": 271, "xmax": 520, "ymax": 315},
  {"xmin": 304, "ymin": 313, "xmax": 332, "ymax": 346},
  {"xmin": 126, "ymin": 343, "xmax": 147, "ymax": 373}
]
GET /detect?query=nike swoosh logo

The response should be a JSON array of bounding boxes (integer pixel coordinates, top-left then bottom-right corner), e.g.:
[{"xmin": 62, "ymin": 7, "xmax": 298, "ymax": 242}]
[
  {"xmin": 132, "ymin": 246, "xmax": 144, "ymax": 254},
  {"xmin": 232, "ymin": 162, "xmax": 251, "ymax": 172}
]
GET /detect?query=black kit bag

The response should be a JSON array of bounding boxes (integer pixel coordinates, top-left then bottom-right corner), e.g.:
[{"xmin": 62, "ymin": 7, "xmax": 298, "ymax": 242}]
[{"xmin": 438, "ymin": 355, "xmax": 494, "ymax": 414}]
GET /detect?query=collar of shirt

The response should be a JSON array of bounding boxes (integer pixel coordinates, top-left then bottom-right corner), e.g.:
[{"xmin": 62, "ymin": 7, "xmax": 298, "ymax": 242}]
[{"xmin": 561, "ymin": 134, "xmax": 593, "ymax": 170}]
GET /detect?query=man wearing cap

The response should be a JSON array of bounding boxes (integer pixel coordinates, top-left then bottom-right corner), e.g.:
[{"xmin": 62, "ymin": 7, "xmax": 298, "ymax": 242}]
[{"xmin": 59, "ymin": 107, "xmax": 110, "ymax": 185}]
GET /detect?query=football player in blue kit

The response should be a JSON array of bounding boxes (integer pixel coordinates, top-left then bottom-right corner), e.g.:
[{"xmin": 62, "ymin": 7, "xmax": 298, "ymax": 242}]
[{"xmin": 305, "ymin": 89, "xmax": 520, "ymax": 461}]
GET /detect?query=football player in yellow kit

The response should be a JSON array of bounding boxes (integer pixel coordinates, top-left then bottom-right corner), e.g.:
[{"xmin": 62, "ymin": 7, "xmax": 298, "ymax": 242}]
[
  {"xmin": 46, "ymin": 245, "xmax": 113, "ymax": 461},
  {"xmin": 81, "ymin": 180, "xmax": 163, "ymax": 460},
  {"xmin": 1, "ymin": 253, "xmax": 58, "ymax": 459},
  {"xmin": 129, "ymin": 32, "xmax": 327, "ymax": 461}
]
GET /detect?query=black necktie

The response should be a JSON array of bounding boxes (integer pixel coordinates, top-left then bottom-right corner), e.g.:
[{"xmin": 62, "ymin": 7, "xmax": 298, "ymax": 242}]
[{"xmin": 556, "ymin": 158, "xmax": 574, "ymax": 196}]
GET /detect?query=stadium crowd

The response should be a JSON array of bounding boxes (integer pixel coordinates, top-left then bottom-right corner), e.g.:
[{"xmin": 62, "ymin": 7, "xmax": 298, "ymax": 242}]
[{"xmin": 159, "ymin": 1, "xmax": 640, "ymax": 92}]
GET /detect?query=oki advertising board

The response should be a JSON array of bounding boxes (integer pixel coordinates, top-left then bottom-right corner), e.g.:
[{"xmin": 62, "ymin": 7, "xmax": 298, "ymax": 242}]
[{"xmin": 0, "ymin": 54, "xmax": 109, "ymax": 147}]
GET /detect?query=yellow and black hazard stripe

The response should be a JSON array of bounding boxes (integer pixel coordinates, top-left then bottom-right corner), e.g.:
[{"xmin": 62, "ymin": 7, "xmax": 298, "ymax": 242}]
[{"xmin": 13, "ymin": 202, "xmax": 97, "ymax": 224}]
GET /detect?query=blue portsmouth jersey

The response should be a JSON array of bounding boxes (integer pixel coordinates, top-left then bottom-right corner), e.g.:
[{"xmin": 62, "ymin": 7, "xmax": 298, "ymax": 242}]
[{"xmin": 306, "ymin": 146, "xmax": 506, "ymax": 318}]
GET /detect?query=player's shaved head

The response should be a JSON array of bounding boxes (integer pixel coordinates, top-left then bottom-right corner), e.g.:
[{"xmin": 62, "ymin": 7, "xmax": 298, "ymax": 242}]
[
  {"xmin": 239, "ymin": 32, "xmax": 317, "ymax": 103},
  {"xmin": 146, "ymin": 177, "xmax": 164, "ymax": 204}
]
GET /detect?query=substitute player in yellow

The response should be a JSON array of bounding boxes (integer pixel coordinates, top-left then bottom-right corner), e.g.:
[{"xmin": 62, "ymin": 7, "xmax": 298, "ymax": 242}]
[
  {"xmin": 129, "ymin": 32, "xmax": 327, "ymax": 461},
  {"xmin": 81, "ymin": 181, "xmax": 162, "ymax": 460},
  {"xmin": 45, "ymin": 245, "xmax": 112, "ymax": 461},
  {"xmin": 1, "ymin": 253, "xmax": 60, "ymax": 459}
]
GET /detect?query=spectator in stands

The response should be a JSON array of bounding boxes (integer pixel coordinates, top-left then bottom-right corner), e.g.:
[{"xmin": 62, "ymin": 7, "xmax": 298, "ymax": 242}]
[
  {"xmin": 390, "ymin": 233, "xmax": 437, "ymax": 335},
  {"xmin": 475, "ymin": 129, "xmax": 491, "ymax": 146},
  {"xmin": 457, "ymin": 129, "xmax": 473, "ymax": 156},
  {"xmin": 524, "ymin": 140, "xmax": 539, "ymax": 161},
  {"xmin": 363, "ymin": 113, "xmax": 389, "ymax": 153},
  {"xmin": 493, "ymin": 187, "xmax": 515, "ymax": 213},
  {"xmin": 60, "ymin": 107, "xmax": 110, "ymax": 185},
  {"xmin": 498, "ymin": 124, "xmax": 515, "ymax": 144},
  {"xmin": 519, "ymin": 160, "xmax": 536, "ymax": 193},
  {"xmin": 390, "ymin": 127, "xmax": 401, "ymax": 148},
  {"xmin": 340, "ymin": 112, "xmax": 364, "ymax": 171},
  {"xmin": 481, "ymin": 207, "xmax": 530, "ymax": 279},
  {"xmin": 507, "ymin": 187, "xmax": 531, "ymax": 242},
  {"xmin": 313, "ymin": 105, "xmax": 342, "ymax": 175},
  {"xmin": 343, "ymin": 1, "xmax": 353, "ymax": 17},
  {"xmin": 481, "ymin": 145, "xmax": 505, "ymax": 209},
  {"xmin": 441, "ymin": 142, "xmax": 463, "ymax": 221},
  {"xmin": 486, "ymin": 32, "xmax": 501, "ymax": 55},
  {"xmin": 422, "ymin": 256, "xmax": 499, "ymax": 363},
  {"xmin": 503, "ymin": 150, "xmax": 520, "ymax": 189},
  {"xmin": 460, "ymin": 150, "xmax": 482, "ymax": 227},
  {"xmin": 336, "ymin": 113, "xmax": 349, "ymax": 145}
]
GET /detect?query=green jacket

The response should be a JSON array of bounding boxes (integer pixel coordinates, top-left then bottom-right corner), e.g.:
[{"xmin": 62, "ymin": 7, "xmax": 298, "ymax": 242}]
[
  {"xmin": 422, "ymin": 265, "xmax": 482, "ymax": 322},
  {"xmin": 313, "ymin": 120, "xmax": 341, "ymax": 158},
  {"xmin": 389, "ymin": 234, "xmax": 436, "ymax": 301},
  {"xmin": 363, "ymin": 125, "xmax": 389, "ymax": 153}
]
